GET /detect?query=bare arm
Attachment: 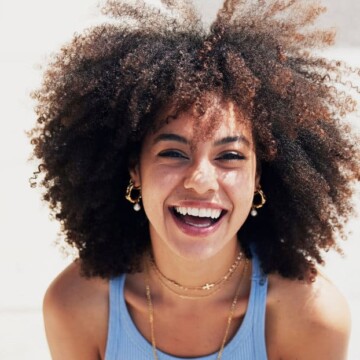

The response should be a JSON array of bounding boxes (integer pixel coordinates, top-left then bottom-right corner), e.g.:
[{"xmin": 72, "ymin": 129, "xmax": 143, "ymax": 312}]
[
  {"xmin": 43, "ymin": 262, "xmax": 108, "ymax": 360},
  {"xmin": 267, "ymin": 273, "xmax": 351, "ymax": 360}
]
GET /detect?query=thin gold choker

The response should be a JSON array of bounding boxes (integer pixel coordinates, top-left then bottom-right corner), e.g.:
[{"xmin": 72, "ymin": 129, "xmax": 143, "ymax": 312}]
[
  {"xmin": 149, "ymin": 250, "xmax": 243, "ymax": 294},
  {"xmin": 145, "ymin": 259, "xmax": 249, "ymax": 360}
]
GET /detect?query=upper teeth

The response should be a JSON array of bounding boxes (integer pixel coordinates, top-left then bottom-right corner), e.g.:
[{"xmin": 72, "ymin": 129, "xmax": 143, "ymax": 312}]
[{"xmin": 174, "ymin": 207, "xmax": 222, "ymax": 219}]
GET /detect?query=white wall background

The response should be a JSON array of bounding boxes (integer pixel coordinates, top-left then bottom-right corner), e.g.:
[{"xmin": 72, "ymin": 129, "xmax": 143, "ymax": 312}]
[{"xmin": 0, "ymin": 1, "xmax": 359, "ymax": 359}]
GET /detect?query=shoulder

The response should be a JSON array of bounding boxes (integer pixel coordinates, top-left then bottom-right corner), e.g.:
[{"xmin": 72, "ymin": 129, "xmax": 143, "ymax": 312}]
[
  {"xmin": 43, "ymin": 261, "xmax": 110, "ymax": 359},
  {"xmin": 266, "ymin": 270, "xmax": 351, "ymax": 360}
]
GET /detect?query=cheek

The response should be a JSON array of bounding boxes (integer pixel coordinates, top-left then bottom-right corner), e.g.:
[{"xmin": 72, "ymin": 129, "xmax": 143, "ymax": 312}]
[
  {"xmin": 140, "ymin": 165, "xmax": 181, "ymax": 209},
  {"xmin": 221, "ymin": 170, "xmax": 256, "ymax": 209},
  {"xmin": 221, "ymin": 169, "xmax": 255, "ymax": 191}
]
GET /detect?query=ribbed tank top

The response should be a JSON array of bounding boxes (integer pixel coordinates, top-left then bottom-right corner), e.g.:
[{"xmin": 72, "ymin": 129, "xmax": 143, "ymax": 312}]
[{"xmin": 105, "ymin": 253, "xmax": 268, "ymax": 360}]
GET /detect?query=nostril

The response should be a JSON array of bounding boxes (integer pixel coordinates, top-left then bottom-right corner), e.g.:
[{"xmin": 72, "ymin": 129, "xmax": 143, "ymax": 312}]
[{"xmin": 183, "ymin": 167, "xmax": 219, "ymax": 193}]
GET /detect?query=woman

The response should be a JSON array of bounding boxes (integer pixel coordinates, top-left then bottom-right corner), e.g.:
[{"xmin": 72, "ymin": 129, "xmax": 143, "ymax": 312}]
[{"xmin": 30, "ymin": 0, "xmax": 360, "ymax": 359}]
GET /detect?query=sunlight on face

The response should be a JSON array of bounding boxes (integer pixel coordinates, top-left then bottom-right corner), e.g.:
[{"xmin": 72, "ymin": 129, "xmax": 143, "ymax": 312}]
[{"xmin": 131, "ymin": 95, "xmax": 258, "ymax": 260}]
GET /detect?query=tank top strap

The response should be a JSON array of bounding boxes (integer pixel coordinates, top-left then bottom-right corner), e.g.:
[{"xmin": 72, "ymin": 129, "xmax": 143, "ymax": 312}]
[
  {"xmin": 250, "ymin": 248, "xmax": 267, "ymax": 284},
  {"xmin": 105, "ymin": 276, "xmax": 125, "ymax": 358},
  {"xmin": 249, "ymin": 246, "xmax": 268, "ymax": 359}
]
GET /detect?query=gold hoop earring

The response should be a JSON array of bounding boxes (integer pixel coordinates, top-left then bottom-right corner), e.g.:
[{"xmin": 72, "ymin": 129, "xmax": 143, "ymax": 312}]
[
  {"xmin": 250, "ymin": 188, "xmax": 266, "ymax": 217},
  {"xmin": 125, "ymin": 179, "xmax": 142, "ymax": 211}
]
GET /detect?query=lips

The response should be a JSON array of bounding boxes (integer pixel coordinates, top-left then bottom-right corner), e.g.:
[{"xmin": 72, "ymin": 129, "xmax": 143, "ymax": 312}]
[{"xmin": 169, "ymin": 205, "xmax": 227, "ymax": 235}]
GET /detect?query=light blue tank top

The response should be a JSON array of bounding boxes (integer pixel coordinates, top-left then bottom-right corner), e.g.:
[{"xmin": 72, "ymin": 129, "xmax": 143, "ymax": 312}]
[{"xmin": 105, "ymin": 254, "xmax": 268, "ymax": 360}]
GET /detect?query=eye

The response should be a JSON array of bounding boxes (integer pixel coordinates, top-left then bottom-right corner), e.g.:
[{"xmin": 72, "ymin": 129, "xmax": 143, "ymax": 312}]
[
  {"xmin": 158, "ymin": 150, "xmax": 189, "ymax": 159},
  {"xmin": 216, "ymin": 152, "xmax": 245, "ymax": 161}
]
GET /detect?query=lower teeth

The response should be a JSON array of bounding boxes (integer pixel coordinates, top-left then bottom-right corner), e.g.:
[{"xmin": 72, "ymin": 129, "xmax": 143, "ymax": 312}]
[
  {"xmin": 184, "ymin": 219, "xmax": 213, "ymax": 227},
  {"xmin": 174, "ymin": 211, "xmax": 216, "ymax": 227}
]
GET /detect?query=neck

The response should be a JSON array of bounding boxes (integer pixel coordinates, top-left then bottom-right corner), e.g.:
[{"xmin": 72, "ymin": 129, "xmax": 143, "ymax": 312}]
[{"xmin": 148, "ymin": 238, "xmax": 242, "ymax": 292}]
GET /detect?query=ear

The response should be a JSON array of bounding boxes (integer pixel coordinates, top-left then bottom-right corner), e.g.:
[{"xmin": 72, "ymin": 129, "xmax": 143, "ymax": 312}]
[
  {"xmin": 255, "ymin": 169, "xmax": 261, "ymax": 190},
  {"xmin": 256, "ymin": 174, "xmax": 261, "ymax": 187},
  {"xmin": 129, "ymin": 163, "xmax": 141, "ymax": 188}
]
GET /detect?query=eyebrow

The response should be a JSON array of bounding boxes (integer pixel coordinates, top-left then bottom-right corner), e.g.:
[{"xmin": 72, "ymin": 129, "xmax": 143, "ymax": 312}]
[
  {"xmin": 153, "ymin": 133, "xmax": 251, "ymax": 147},
  {"xmin": 213, "ymin": 135, "xmax": 251, "ymax": 148},
  {"xmin": 153, "ymin": 133, "xmax": 189, "ymax": 145}
]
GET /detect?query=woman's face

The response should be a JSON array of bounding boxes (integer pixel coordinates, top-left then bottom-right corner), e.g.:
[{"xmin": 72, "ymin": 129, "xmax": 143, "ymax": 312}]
[{"xmin": 131, "ymin": 99, "xmax": 259, "ymax": 260}]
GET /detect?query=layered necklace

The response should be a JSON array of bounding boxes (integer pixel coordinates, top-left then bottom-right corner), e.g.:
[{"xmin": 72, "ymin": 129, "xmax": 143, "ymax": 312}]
[
  {"xmin": 148, "ymin": 250, "xmax": 244, "ymax": 299},
  {"xmin": 145, "ymin": 255, "xmax": 249, "ymax": 360}
]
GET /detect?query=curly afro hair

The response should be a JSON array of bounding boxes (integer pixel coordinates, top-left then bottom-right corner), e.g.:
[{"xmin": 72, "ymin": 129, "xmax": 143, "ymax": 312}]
[{"xmin": 29, "ymin": 0, "xmax": 360, "ymax": 279}]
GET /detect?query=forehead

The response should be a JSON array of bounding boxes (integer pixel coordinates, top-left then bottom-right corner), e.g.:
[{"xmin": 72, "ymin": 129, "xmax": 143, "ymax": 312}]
[{"xmin": 151, "ymin": 95, "xmax": 252, "ymax": 144}]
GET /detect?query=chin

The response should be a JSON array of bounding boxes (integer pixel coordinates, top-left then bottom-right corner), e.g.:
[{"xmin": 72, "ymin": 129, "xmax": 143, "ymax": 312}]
[{"xmin": 166, "ymin": 237, "xmax": 228, "ymax": 262}]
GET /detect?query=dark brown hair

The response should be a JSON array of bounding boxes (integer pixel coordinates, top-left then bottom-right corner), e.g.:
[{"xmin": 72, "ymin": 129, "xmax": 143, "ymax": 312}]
[{"xmin": 29, "ymin": 0, "xmax": 360, "ymax": 279}]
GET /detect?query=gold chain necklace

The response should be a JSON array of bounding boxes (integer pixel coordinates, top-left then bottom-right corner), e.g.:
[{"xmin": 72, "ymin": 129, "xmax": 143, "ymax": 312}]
[
  {"xmin": 149, "ymin": 251, "xmax": 243, "ymax": 293},
  {"xmin": 145, "ymin": 259, "xmax": 249, "ymax": 360},
  {"xmin": 152, "ymin": 267, "xmax": 225, "ymax": 299}
]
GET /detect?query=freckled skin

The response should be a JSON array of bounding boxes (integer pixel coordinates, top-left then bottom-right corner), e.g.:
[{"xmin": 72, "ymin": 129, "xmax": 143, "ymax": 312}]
[{"xmin": 131, "ymin": 100, "xmax": 258, "ymax": 261}]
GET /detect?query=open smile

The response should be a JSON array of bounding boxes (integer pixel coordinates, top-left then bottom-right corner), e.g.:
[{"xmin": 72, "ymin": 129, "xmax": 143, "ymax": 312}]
[{"xmin": 169, "ymin": 206, "xmax": 227, "ymax": 235}]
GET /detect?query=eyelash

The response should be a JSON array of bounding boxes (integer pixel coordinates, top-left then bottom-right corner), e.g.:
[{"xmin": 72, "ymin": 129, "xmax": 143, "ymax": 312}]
[
  {"xmin": 158, "ymin": 150, "xmax": 188, "ymax": 159},
  {"xmin": 216, "ymin": 152, "xmax": 245, "ymax": 161},
  {"xmin": 158, "ymin": 150, "xmax": 245, "ymax": 161}
]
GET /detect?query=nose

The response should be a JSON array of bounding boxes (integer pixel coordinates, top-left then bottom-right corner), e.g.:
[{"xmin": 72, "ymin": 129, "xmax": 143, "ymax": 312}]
[{"xmin": 183, "ymin": 159, "xmax": 219, "ymax": 194}]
